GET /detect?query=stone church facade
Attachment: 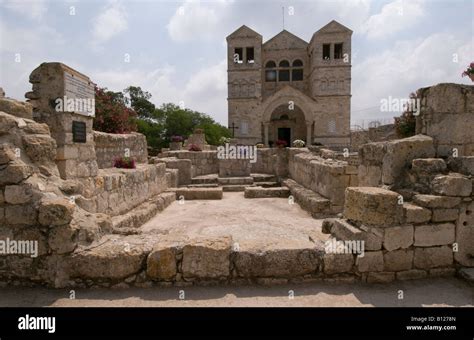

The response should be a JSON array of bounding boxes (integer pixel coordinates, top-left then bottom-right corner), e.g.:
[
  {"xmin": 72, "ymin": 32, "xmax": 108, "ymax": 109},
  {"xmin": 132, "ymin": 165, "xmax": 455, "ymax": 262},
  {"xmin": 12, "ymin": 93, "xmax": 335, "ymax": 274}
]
[{"xmin": 226, "ymin": 20, "xmax": 352, "ymax": 147}]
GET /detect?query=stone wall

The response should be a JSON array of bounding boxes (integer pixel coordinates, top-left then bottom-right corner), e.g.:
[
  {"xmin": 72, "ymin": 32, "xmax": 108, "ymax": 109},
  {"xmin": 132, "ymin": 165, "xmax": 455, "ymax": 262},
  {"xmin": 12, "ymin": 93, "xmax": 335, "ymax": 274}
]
[
  {"xmin": 288, "ymin": 148, "xmax": 357, "ymax": 211},
  {"xmin": 350, "ymin": 124, "xmax": 397, "ymax": 149},
  {"xmin": 416, "ymin": 83, "xmax": 474, "ymax": 157},
  {"xmin": 159, "ymin": 151, "xmax": 218, "ymax": 177},
  {"xmin": 75, "ymin": 163, "xmax": 168, "ymax": 216},
  {"xmin": 94, "ymin": 131, "xmax": 148, "ymax": 169},
  {"xmin": 250, "ymin": 148, "xmax": 289, "ymax": 177}
]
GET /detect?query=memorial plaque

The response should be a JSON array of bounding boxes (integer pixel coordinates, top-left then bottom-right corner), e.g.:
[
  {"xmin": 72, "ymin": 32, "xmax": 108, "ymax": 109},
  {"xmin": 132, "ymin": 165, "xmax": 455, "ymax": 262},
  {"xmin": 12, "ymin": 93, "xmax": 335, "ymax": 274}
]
[
  {"xmin": 64, "ymin": 71, "xmax": 95, "ymax": 117},
  {"xmin": 72, "ymin": 121, "xmax": 87, "ymax": 143}
]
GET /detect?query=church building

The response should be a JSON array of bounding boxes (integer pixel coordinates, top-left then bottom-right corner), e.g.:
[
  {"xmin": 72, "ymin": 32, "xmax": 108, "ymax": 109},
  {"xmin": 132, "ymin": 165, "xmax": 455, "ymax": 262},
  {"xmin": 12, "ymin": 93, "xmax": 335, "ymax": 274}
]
[{"xmin": 226, "ymin": 20, "xmax": 352, "ymax": 147}]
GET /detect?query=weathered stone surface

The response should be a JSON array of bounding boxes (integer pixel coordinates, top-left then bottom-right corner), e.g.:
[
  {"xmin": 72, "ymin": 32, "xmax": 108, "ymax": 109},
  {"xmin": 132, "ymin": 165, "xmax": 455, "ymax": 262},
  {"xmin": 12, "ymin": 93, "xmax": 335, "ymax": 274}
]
[
  {"xmin": 367, "ymin": 272, "xmax": 395, "ymax": 283},
  {"xmin": 384, "ymin": 249, "xmax": 413, "ymax": 271},
  {"xmin": 431, "ymin": 209, "xmax": 458, "ymax": 222},
  {"xmin": 431, "ymin": 174, "xmax": 472, "ymax": 197},
  {"xmin": 182, "ymin": 236, "xmax": 232, "ymax": 279},
  {"xmin": 383, "ymin": 225, "xmax": 413, "ymax": 251},
  {"xmin": 413, "ymin": 194, "xmax": 461, "ymax": 209},
  {"xmin": 147, "ymin": 244, "xmax": 178, "ymax": 280},
  {"xmin": 429, "ymin": 267, "xmax": 456, "ymax": 277},
  {"xmin": 22, "ymin": 134, "xmax": 56, "ymax": 162},
  {"xmin": 48, "ymin": 225, "xmax": 77, "ymax": 254},
  {"xmin": 4, "ymin": 184, "xmax": 33, "ymax": 204},
  {"xmin": 323, "ymin": 253, "xmax": 354, "ymax": 274},
  {"xmin": 331, "ymin": 219, "xmax": 382, "ymax": 251},
  {"xmin": 414, "ymin": 223, "xmax": 455, "ymax": 247},
  {"xmin": 356, "ymin": 251, "xmax": 383, "ymax": 272},
  {"xmin": 0, "ymin": 161, "xmax": 33, "ymax": 185},
  {"xmin": 403, "ymin": 203, "xmax": 431, "ymax": 224},
  {"xmin": 414, "ymin": 246, "xmax": 453, "ymax": 269},
  {"xmin": 234, "ymin": 245, "xmax": 323, "ymax": 278},
  {"xmin": 411, "ymin": 158, "xmax": 447, "ymax": 174},
  {"xmin": 5, "ymin": 205, "xmax": 37, "ymax": 225},
  {"xmin": 454, "ymin": 201, "xmax": 474, "ymax": 267},
  {"xmin": 0, "ymin": 98, "xmax": 33, "ymax": 119},
  {"xmin": 344, "ymin": 187, "xmax": 403, "ymax": 227},
  {"xmin": 448, "ymin": 156, "xmax": 474, "ymax": 176},
  {"xmin": 0, "ymin": 144, "xmax": 17, "ymax": 164},
  {"xmin": 38, "ymin": 197, "xmax": 75, "ymax": 226},
  {"xmin": 154, "ymin": 157, "xmax": 192, "ymax": 185},
  {"xmin": 396, "ymin": 269, "xmax": 427, "ymax": 280},
  {"xmin": 244, "ymin": 186, "xmax": 290, "ymax": 198},
  {"xmin": 457, "ymin": 267, "xmax": 474, "ymax": 283}
]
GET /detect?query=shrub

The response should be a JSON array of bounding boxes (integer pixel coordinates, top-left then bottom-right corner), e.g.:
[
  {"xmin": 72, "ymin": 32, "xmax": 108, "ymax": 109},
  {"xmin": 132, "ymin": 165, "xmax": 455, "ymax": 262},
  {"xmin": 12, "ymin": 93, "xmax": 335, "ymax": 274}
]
[
  {"xmin": 94, "ymin": 86, "xmax": 137, "ymax": 134},
  {"xmin": 394, "ymin": 92, "xmax": 417, "ymax": 138},
  {"xmin": 461, "ymin": 62, "xmax": 474, "ymax": 79},
  {"xmin": 188, "ymin": 144, "xmax": 202, "ymax": 151},
  {"xmin": 114, "ymin": 157, "xmax": 136, "ymax": 169},
  {"xmin": 219, "ymin": 136, "xmax": 231, "ymax": 145}
]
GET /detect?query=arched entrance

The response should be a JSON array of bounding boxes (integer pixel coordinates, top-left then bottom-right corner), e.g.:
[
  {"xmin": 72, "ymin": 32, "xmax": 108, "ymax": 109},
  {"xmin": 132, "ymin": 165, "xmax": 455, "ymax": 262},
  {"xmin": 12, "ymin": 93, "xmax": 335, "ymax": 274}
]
[{"xmin": 267, "ymin": 104, "xmax": 306, "ymax": 147}]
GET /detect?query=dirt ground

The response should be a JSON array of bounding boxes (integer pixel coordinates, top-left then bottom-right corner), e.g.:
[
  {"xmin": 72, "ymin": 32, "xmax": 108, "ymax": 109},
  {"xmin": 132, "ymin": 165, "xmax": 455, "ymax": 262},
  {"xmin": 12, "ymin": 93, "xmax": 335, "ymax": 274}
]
[{"xmin": 0, "ymin": 277, "xmax": 471, "ymax": 307}]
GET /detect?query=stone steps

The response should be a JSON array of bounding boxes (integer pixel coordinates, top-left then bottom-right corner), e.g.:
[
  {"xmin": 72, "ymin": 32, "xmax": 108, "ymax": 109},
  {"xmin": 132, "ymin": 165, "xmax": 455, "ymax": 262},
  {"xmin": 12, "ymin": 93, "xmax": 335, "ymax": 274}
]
[
  {"xmin": 191, "ymin": 174, "xmax": 218, "ymax": 185},
  {"xmin": 244, "ymin": 186, "xmax": 290, "ymax": 198},
  {"xmin": 251, "ymin": 173, "xmax": 276, "ymax": 183},
  {"xmin": 175, "ymin": 187, "xmax": 223, "ymax": 200},
  {"xmin": 111, "ymin": 192, "xmax": 176, "ymax": 230},
  {"xmin": 218, "ymin": 176, "xmax": 254, "ymax": 185},
  {"xmin": 222, "ymin": 185, "xmax": 248, "ymax": 192},
  {"xmin": 187, "ymin": 183, "xmax": 219, "ymax": 188},
  {"xmin": 258, "ymin": 181, "xmax": 279, "ymax": 188},
  {"xmin": 282, "ymin": 179, "xmax": 331, "ymax": 218}
]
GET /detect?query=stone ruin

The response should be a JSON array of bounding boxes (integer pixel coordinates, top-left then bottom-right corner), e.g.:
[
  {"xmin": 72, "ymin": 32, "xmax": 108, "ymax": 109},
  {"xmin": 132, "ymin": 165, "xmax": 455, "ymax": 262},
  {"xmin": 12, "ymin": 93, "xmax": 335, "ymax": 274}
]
[{"xmin": 0, "ymin": 63, "xmax": 472, "ymax": 288}]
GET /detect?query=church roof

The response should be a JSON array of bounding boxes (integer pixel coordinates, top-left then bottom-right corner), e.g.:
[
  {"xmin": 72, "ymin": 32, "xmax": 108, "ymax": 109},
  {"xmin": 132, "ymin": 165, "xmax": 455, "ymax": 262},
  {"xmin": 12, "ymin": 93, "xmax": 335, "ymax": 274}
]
[
  {"xmin": 263, "ymin": 30, "xmax": 308, "ymax": 49},
  {"xmin": 314, "ymin": 20, "xmax": 352, "ymax": 35},
  {"xmin": 226, "ymin": 25, "xmax": 262, "ymax": 40}
]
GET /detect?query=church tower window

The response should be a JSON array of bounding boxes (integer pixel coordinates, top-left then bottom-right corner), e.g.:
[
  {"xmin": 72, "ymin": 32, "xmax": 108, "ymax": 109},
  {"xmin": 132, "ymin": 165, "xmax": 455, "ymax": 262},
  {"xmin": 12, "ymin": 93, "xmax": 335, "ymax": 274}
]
[
  {"xmin": 322, "ymin": 44, "xmax": 331, "ymax": 60},
  {"xmin": 246, "ymin": 47, "xmax": 254, "ymax": 63},
  {"xmin": 234, "ymin": 48, "xmax": 243, "ymax": 63},
  {"xmin": 278, "ymin": 60, "xmax": 290, "ymax": 81},
  {"xmin": 334, "ymin": 43, "xmax": 343, "ymax": 59},
  {"xmin": 265, "ymin": 61, "xmax": 277, "ymax": 82},
  {"xmin": 292, "ymin": 59, "xmax": 303, "ymax": 81}
]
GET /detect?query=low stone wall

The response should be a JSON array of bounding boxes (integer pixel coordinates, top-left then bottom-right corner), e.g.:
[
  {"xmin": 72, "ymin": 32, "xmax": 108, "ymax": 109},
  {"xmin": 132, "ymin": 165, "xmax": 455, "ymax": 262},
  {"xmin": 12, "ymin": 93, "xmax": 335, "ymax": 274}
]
[
  {"xmin": 288, "ymin": 148, "xmax": 357, "ymax": 210},
  {"xmin": 416, "ymin": 83, "xmax": 474, "ymax": 157},
  {"xmin": 75, "ymin": 163, "xmax": 168, "ymax": 216},
  {"xmin": 159, "ymin": 151, "xmax": 218, "ymax": 177},
  {"xmin": 94, "ymin": 131, "xmax": 148, "ymax": 169},
  {"xmin": 250, "ymin": 148, "xmax": 289, "ymax": 177}
]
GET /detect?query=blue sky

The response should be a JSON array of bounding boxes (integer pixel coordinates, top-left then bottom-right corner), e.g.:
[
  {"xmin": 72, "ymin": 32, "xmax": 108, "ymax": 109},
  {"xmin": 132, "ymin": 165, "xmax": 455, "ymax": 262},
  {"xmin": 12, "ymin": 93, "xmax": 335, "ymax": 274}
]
[{"xmin": 0, "ymin": 0, "xmax": 472, "ymax": 127}]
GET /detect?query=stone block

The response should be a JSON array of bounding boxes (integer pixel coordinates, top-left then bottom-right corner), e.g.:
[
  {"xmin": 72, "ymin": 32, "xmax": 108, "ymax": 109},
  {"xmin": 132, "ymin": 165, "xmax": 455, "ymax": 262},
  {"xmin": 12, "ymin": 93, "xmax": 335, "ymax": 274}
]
[
  {"xmin": 448, "ymin": 156, "xmax": 474, "ymax": 176},
  {"xmin": 403, "ymin": 203, "xmax": 431, "ymax": 224},
  {"xmin": 429, "ymin": 267, "xmax": 456, "ymax": 277},
  {"xmin": 414, "ymin": 246, "xmax": 453, "ymax": 269},
  {"xmin": 323, "ymin": 253, "xmax": 354, "ymax": 274},
  {"xmin": 344, "ymin": 187, "xmax": 403, "ymax": 227},
  {"xmin": 175, "ymin": 187, "xmax": 223, "ymax": 200},
  {"xmin": 411, "ymin": 158, "xmax": 447, "ymax": 174},
  {"xmin": 182, "ymin": 236, "xmax": 232, "ymax": 279},
  {"xmin": 0, "ymin": 161, "xmax": 33, "ymax": 185},
  {"xmin": 147, "ymin": 244, "xmax": 177, "ymax": 280},
  {"xmin": 22, "ymin": 134, "xmax": 56, "ymax": 162},
  {"xmin": 356, "ymin": 251, "xmax": 383, "ymax": 272},
  {"xmin": 431, "ymin": 209, "xmax": 458, "ymax": 222},
  {"xmin": 5, "ymin": 205, "xmax": 37, "ymax": 225},
  {"xmin": 244, "ymin": 186, "xmax": 290, "ymax": 198},
  {"xmin": 431, "ymin": 174, "xmax": 472, "ymax": 197},
  {"xmin": 38, "ymin": 197, "xmax": 75, "ymax": 226},
  {"xmin": 396, "ymin": 269, "xmax": 427, "ymax": 280},
  {"xmin": 4, "ymin": 185, "xmax": 33, "ymax": 204},
  {"xmin": 0, "ymin": 98, "xmax": 33, "ymax": 119},
  {"xmin": 383, "ymin": 225, "xmax": 413, "ymax": 251},
  {"xmin": 367, "ymin": 272, "xmax": 395, "ymax": 283},
  {"xmin": 48, "ymin": 225, "xmax": 77, "ymax": 254},
  {"xmin": 454, "ymin": 201, "xmax": 474, "ymax": 267},
  {"xmin": 384, "ymin": 249, "xmax": 413, "ymax": 271},
  {"xmin": 414, "ymin": 223, "xmax": 455, "ymax": 247},
  {"xmin": 413, "ymin": 194, "xmax": 461, "ymax": 209},
  {"xmin": 0, "ymin": 144, "xmax": 17, "ymax": 165},
  {"xmin": 331, "ymin": 219, "xmax": 382, "ymax": 251}
]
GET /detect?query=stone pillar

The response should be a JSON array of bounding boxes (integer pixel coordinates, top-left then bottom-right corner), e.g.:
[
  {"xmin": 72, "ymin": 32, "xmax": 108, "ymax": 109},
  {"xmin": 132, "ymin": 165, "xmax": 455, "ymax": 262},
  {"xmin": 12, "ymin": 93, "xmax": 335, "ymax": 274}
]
[
  {"xmin": 25, "ymin": 62, "xmax": 98, "ymax": 180},
  {"xmin": 263, "ymin": 122, "xmax": 270, "ymax": 146},
  {"xmin": 306, "ymin": 121, "xmax": 313, "ymax": 146}
]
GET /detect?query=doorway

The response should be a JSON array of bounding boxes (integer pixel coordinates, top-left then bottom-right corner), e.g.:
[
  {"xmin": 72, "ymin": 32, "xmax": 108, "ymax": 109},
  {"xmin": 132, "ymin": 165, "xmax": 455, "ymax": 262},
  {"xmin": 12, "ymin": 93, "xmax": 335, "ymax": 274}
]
[{"xmin": 277, "ymin": 128, "xmax": 291, "ymax": 147}]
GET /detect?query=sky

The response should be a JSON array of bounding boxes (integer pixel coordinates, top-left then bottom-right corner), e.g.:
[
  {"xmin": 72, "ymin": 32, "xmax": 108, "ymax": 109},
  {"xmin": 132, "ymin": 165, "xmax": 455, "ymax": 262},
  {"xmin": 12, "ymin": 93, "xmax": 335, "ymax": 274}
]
[{"xmin": 0, "ymin": 0, "xmax": 472, "ymax": 127}]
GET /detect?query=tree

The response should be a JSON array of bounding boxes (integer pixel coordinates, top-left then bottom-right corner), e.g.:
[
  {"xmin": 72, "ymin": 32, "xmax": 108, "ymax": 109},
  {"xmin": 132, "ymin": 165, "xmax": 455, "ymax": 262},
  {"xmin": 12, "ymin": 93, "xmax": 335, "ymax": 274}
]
[
  {"xmin": 124, "ymin": 86, "xmax": 156, "ymax": 118},
  {"xmin": 394, "ymin": 92, "xmax": 417, "ymax": 138}
]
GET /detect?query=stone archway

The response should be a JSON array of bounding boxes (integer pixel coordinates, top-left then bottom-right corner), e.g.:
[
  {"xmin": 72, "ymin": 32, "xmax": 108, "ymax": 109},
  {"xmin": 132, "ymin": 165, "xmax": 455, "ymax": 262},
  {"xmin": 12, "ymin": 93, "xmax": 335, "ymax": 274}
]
[{"xmin": 266, "ymin": 104, "xmax": 307, "ymax": 147}]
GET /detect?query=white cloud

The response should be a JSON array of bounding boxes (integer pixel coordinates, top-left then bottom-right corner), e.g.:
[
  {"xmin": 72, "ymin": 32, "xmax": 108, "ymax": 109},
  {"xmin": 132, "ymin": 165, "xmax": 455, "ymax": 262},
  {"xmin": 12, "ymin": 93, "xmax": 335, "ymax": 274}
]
[
  {"xmin": 352, "ymin": 33, "xmax": 472, "ymax": 123},
  {"xmin": 91, "ymin": 1, "xmax": 128, "ymax": 44},
  {"xmin": 2, "ymin": 0, "xmax": 48, "ymax": 20},
  {"xmin": 360, "ymin": 0, "xmax": 425, "ymax": 39},
  {"xmin": 167, "ymin": 0, "xmax": 230, "ymax": 43}
]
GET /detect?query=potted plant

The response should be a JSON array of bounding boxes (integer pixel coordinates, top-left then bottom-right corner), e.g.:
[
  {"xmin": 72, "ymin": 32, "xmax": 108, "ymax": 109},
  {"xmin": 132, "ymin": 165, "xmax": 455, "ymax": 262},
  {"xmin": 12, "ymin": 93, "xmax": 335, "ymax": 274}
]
[
  {"xmin": 462, "ymin": 62, "xmax": 474, "ymax": 82},
  {"xmin": 292, "ymin": 139, "xmax": 306, "ymax": 148},
  {"xmin": 188, "ymin": 144, "xmax": 202, "ymax": 152},
  {"xmin": 275, "ymin": 139, "xmax": 288, "ymax": 148},
  {"xmin": 170, "ymin": 135, "xmax": 184, "ymax": 150},
  {"xmin": 114, "ymin": 156, "xmax": 136, "ymax": 169}
]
